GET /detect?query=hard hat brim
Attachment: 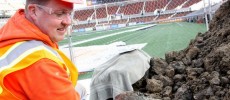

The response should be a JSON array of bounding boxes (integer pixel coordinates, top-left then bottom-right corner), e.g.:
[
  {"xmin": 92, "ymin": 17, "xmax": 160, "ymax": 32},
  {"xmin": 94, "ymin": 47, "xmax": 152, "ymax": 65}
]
[{"xmin": 61, "ymin": 0, "xmax": 83, "ymax": 4}]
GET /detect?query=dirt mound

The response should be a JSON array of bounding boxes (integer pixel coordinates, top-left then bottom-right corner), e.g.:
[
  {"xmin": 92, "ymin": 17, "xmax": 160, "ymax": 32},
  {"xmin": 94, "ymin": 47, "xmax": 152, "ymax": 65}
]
[{"xmin": 117, "ymin": 1, "xmax": 230, "ymax": 100}]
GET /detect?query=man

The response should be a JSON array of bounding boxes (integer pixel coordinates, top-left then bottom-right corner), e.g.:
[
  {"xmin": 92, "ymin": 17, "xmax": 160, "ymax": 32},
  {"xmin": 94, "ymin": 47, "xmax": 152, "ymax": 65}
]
[{"xmin": 0, "ymin": 0, "xmax": 85, "ymax": 99}]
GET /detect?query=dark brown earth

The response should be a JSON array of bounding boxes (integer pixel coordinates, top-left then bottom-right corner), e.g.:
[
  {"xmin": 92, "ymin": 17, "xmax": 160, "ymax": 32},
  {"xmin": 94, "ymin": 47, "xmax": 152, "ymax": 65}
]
[{"xmin": 117, "ymin": 0, "xmax": 230, "ymax": 100}]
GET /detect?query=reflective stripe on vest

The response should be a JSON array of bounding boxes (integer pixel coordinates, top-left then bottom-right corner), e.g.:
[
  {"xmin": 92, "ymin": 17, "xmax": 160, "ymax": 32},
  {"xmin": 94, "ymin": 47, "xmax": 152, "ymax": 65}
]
[
  {"xmin": 0, "ymin": 40, "xmax": 68, "ymax": 95},
  {"xmin": 0, "ymin": 40, "xmax": 60, "ymax": 71}
]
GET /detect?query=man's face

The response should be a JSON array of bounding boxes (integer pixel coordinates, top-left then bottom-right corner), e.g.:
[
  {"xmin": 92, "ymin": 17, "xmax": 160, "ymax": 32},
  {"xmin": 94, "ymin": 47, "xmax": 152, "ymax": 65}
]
[{"xmin": 34, "ymin": 0, "xmax": 73, "ymax": 43}]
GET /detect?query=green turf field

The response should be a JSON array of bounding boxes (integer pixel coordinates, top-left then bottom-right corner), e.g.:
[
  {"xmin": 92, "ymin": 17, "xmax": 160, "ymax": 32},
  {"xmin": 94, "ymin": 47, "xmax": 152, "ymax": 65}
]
[
  {"xmin": 59, "ymin": 22, "xmax": 206, "ymax": 59},
  {"xmin": 59, "ymin": 22, "xmax": 206, "ymax": 80}
]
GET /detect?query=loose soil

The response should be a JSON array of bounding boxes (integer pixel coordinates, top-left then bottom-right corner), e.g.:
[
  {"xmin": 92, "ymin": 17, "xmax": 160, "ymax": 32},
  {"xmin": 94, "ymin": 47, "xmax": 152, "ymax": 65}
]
[{"xmin": 117, "ymin": 1, "xmax": 230, "ymax": 100}]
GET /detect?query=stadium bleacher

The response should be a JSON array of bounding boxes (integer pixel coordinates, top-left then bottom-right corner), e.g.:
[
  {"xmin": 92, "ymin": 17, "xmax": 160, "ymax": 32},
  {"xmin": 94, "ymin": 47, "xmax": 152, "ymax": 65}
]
[
  {"xmin": 72, "ymin": 0, "xmax": 208, "ymax": 31},
  {"xmin": 0, "ymin": 0, "xmax": 221, "ymax": 30},
  {"xmin": 119, "ymin": 2, "xmax": 143, "ymax": 15}
]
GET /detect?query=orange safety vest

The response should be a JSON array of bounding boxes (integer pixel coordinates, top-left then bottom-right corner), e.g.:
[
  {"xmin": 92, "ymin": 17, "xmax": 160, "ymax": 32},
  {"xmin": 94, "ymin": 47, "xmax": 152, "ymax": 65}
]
[{"xmin": 0, "ymin": 40, "xmax": 78, "ymax": 99}]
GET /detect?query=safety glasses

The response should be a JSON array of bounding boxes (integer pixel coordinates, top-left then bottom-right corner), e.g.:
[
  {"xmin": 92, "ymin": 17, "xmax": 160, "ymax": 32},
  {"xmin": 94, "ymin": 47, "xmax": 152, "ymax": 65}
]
[{"xmin": 36, "ymin": 4, "xmax": 72, "ymax": 20}]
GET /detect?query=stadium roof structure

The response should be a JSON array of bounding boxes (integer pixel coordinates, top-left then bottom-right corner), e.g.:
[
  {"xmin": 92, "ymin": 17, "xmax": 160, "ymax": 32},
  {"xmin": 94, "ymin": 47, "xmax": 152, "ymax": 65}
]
[
  {"xmin": 186, "ymin": 1, "xmax": 223, "ymax": 17},
  {"xmin": 0, "ymin": 1, "xmax": 25, "ymax": 17},
  {"xmin": 0, "ymin": 1, "xmax": 24, "ymax": 10}
]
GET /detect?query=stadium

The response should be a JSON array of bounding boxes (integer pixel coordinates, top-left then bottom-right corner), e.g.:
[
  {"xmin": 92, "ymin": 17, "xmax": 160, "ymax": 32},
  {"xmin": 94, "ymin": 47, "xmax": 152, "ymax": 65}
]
[
  {"xmin": 0, "ymin": 0, "xmax": 222, "ymax": 58},
  {"xmin": 0, "ymin": 0, "xmax": 227, "ymax": 99},
  {"xmin": 59, "ymin": 0, "xmax": 222, "ymax": 72}
]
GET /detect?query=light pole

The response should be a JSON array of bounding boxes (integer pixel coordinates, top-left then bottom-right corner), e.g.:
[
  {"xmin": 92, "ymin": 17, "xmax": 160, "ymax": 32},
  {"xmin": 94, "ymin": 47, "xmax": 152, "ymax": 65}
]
[
  {"xmin": 67, "ymin": 11, "xmax": 75, "ymax": 63},
  {"xmin": 203, "ymin": 0, "xmax": 209, "ymax": 31}
]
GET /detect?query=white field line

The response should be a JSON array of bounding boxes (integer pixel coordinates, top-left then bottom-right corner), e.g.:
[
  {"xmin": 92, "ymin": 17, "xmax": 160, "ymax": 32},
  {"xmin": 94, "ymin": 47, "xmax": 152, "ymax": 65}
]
[
  {"xmin": 60, "ymin": 24, "xmax": 156, "ymax": 48},
  {"xmin": 176, "ymin": 22, "xmax": 183, "ymax": 27}
]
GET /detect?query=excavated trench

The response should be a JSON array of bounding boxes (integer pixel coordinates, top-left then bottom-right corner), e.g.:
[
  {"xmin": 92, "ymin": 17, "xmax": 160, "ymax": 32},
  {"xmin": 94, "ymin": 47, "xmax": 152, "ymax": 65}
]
[{"xmin": 117, "ymin": 0, "xmax": 230, "ymax": 100}]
